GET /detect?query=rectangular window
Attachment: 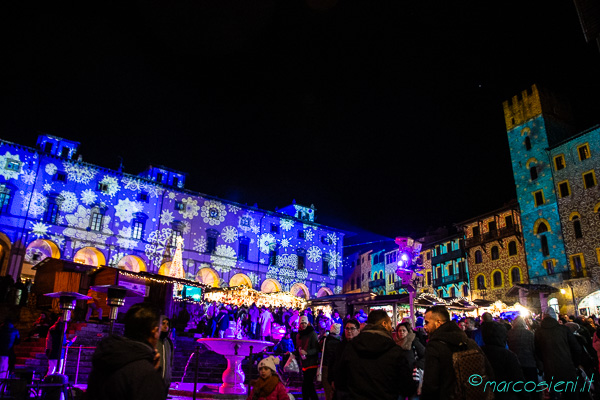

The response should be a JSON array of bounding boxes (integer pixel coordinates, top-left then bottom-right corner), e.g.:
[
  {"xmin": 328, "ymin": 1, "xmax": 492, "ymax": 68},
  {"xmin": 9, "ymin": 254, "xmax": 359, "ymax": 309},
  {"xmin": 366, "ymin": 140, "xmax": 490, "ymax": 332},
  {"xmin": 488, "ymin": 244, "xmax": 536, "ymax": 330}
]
[
  {"xmin": 175, "ymin": 201, "xmax": 185, "ymax": 211},
  {"xmin": 533, "ymin": 190, "xmax": 545, "ymax": 207},
  {"xmin": 297, "ymin": 255, "xmax": 305, "ymax": 270},
  {"xmin": 238, "ymin": 241, "xmax": 249, "ymax": 261},
  {"xmin": 270, "ymin": 224, "xmax": 279, "ymax": 234},
  {"xmin": 5, "ymin": 160, "xmax": 21, "ymax": 172},
  {"xmin": 427, "ymin": 271, "xmax": 432, "ymax": 285},
  {"xmin": 554, "ymin": 154, "xmax": 565, "ymax": 171},
  {"xmin": 0, "ymin": 186, "xmax": 11, "ymax": 213},
  {"xmin": 570, "ymin": 254, "xmax": 586, "ymax": 277},
  {"xmin": 322, "ymin": 258, "xmax": 330, "ymax": 275},
  {"xmin": 544, "ymin": 260, "xmax": 554, "ymax": 275},
  {"xmin": 206, "ymin": 236, "xmax": 217, "ymax": 253},
  {"xmin": 90, "ymin": 212, "xmax": 104, "ymax": 231},
  {"xmin": 298, "ymin": 230, "xmax": 305, "ymax": 240},
  {"xmin": 138, "ymin": 192, "xmax": 149, "ymax": 202},
  {"xmin": 578, "ymin": 144, "xmax": 591, "ymax": 161},
  {"xmin": 45, "ymin": 203, "xmax": 60, "ymax": 224},
  {"xmin": 583, "ymin": 171, "xmax": 597, "ymax": 189},
  {"xmin": 156, "ymin": 172, "xmax": 163, "ymax": 183},
  {"xmin": 472, "ymin": 226, "xmax": 480, "ymax": 237},
  {"xmin": 170, "ymin": 230, "xmax": 183, "ymax": 247},
  {"xmin": 131, "ymin": 221, "xmax": 144, "ymax": 240},
  {"xmin": 558, "ymin": 181, "xmax": 571, "ymax": 198},
  {"xmin": 54, "ymin": 172, "xmax": 67, "ymax": 182},
  {"xmin": 505, "ymin": 215, "xmax": 513, "ymax": 229},
  {"xmin": 96, "ymin": 182, "xmax": 109, "ymax": 193},
  {"xmin": 488, "ymin": 221, "xmax": 497, "ymax": 235},
  {"xmin": 269, "ymin": 250, "xmax": 277, "ymax": 266}
]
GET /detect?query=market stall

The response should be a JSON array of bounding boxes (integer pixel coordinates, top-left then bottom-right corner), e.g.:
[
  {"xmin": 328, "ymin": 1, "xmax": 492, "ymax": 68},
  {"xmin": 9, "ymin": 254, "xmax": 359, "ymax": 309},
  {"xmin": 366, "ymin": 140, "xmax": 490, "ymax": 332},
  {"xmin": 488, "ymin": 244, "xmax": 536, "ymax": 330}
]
[{"xmin": 203, "ymin": 285, "xmax": 307, "ymax": 309}]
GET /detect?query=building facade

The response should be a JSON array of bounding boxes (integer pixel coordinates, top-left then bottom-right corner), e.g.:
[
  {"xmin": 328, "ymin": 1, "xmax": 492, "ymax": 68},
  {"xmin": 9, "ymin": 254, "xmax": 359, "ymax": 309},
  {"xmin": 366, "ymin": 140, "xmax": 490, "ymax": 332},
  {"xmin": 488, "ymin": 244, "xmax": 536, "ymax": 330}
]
[
  {"xmin": 457, "ymin": 201, "xmax": 529, "ymax": 303},
  {"xmin": 504, "ymin": 85, "xmax": 600, "ymax": 314},
  {"xmin": 0, "ymin": 134, "xmax": 344, "ymax": 299},
  {"xmin": 429, "ymin": 232, "xmax": 470, "ymax": 299}
]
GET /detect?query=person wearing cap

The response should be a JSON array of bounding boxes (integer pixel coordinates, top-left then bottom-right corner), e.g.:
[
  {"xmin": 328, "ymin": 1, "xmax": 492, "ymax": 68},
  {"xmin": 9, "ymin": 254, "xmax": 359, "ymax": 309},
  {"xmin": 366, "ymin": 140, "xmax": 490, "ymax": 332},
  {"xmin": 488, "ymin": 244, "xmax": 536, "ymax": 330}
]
[
  {"xmin": 293, "ymin": 315, "xmax": 319, "ymax": 400},
  {"xmin": 246, "ymin": 355, "xmax": 289, "ymax": 400},
  {"xmin": 319, "ymin": 323, "xmax": 342, "ymax": 400},
  {"xmin": 157, "ymin": 316, "xmax": 174, "ymax": 394},
  {"xmin": 534, "ymin": 307, "xmax": 582, "ymax": 399}
]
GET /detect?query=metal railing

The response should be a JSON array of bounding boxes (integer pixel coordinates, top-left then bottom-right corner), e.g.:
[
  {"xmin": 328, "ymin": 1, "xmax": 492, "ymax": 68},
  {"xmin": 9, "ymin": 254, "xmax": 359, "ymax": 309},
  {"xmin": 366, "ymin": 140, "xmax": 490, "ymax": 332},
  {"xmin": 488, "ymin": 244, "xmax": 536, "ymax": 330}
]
[{"xmin": 64, "ymin": 345, "xmax": 96, "ymax": 385}]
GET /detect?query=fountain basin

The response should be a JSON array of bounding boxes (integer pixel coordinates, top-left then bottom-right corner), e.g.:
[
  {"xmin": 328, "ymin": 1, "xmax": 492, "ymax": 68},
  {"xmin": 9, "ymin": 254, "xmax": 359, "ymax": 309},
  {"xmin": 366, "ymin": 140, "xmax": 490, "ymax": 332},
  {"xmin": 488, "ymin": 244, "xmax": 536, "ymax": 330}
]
[{"xmin": 197, "ymin": 338, "xmax": 273, "ymax": 395}]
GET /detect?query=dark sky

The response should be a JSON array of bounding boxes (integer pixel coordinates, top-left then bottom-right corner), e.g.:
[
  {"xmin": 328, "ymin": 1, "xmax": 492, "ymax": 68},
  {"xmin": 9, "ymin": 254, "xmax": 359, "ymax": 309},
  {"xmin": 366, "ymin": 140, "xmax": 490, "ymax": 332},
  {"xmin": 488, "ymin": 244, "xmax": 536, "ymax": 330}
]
[{"xmin": 2, "ymin": 0, "xmax": 600, "ymax": 240}]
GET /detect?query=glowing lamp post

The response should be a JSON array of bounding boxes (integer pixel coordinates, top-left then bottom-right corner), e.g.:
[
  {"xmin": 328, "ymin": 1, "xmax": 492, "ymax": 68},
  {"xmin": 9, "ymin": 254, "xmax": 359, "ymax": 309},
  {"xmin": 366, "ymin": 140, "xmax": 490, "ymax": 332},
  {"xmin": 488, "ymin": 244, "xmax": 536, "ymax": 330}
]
[{"xmin": 394, "ymin": 237, "xmax": 423, "ymax": 327}]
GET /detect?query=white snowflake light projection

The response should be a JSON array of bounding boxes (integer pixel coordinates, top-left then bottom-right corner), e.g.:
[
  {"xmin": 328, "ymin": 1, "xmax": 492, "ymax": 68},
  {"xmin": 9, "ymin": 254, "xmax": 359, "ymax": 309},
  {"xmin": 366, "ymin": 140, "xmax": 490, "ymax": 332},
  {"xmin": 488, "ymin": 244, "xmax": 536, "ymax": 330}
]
[
  {"xmin": 80, "ymin": 189, "xmax": 97, "ymax": 206},
  {"xmin": 58, "ymin": 191, "xmax": 78, "ymax": 213},
  {"xmin": 181, "ymin": 221, "xmax": 191, "ymax": 235},
  {"xmin": 307, "ymin": 246, "xmax": 322, "ymax": 263},
  {"xmin": 20, "ymin": 190, "xmax": 47, "ymax": 218},
  {"xmin": 327, "ymin": 233, "xmax": 338, "ymax": 245},
  {"xmin": 109, "ymin": 252, "xmax": 126, "ymax": 267},
  {"xmin": 50, "ymin": 234, "xmax": 65, "ymax": 249},
  {"xmin": 211, "ymin": 245, "xmax": 237, "ymax": 273},
  {"xmin": 63, "ymin": 161, "xmax": 97, "ymax": 184},
  {"xmin": 296, "ymin": 269, "xmax": 308, "ymax": 281},
  {"xmin": 280, "ymin": 237, "xmax": 290, "ymax": 248},
  {"xmin": 114, "ymin": 198, "xmax": 144, "ymax": 223},
  {"xmin": 21, "ymin": 170, "xmax": 36, "ymax": 185},
  {"xmin": 328, "ymin": 250, "xmax": 342, "ymax": 278},
  {"xmin": 43, "ymin": 183, "xmax": 53, "ymax": 192},
  {"xmin": 116, "ymin": 227, "xmax": 138, "ymax": 250},
  {"xmin": 238, "ymin": 214, "xmax": 257, "ymax": 233},
  {"xmin": 121, "ymin": 177, "xmax": 144, "ymax": 192},
  {"xmin": 277, "ymin": 254, "xmax": 298, "ymax": 269},
  {"xmin": 24, "ymin": 248, "xmax": 46, "ymax": 265},
  {"xmin": 144, "ymin": 228, "xmax": 179, "ymax": 267},
  {"xmin": 228, "ymin": 204, "xmax": 241, "ymax": 214},
  {"xmin": 0, "ymin": 151, "xmax": 23, "ymax": 180},
  {"xmin": 30, "ymin": 221, "xmax": 50, "ymax": 238},
  {"xmin": 168, "ymin": 192, "xmax": 176, "ymax": 200},
  {"xmin": 63, "ymin": 205, "xmax": 113, "ymax": 249},
  {"xmin": 222, "ymin": 226, "xmax": 238, "ymax": 243},
  {"xmin": 160, "ymin": 210, "xmax": 174, "ymax": 226},
  {"xmin": 335, "ymin": 286, "xmax": 343, "ymax": 294},
  {"xmin": 247, "ymin": 272, "xmax": 259, "ymax": 288},
  {"xmin": 99, "ymin": 175, "xmax": 120, "ymax": 197},
  {"xmin": 258, "ymin": 233, "xmax": 276, "ymax": 254},
  {"xmin": 193, "ymin": 237, "xmax": 207, "ymax": 253},
  {"xmin": 280, "ymin": 219, "xmax": 294, "ymax": 231},
  {"xmin": 179, "ymin": 197, "xmax": 200, "ymax": 220},
  {"xmin": 45, "ymin": 163, "xmax": 57, "ymax": 176},
  {"xmin": 201, "ymin": 199, "xmax": 226, "ymax": 225},
  {"xmin": 304, "ymin": 230, "xmax": 315, "ymax": 241}
]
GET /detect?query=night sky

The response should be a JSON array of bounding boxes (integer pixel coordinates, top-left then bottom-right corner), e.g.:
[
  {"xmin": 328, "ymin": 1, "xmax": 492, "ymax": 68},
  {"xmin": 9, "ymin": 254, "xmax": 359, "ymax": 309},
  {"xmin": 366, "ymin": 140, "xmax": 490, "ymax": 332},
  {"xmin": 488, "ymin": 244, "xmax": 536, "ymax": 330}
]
[{"xmin": 2, "ymin": 0, "xmax": 600, "ymax": 241}]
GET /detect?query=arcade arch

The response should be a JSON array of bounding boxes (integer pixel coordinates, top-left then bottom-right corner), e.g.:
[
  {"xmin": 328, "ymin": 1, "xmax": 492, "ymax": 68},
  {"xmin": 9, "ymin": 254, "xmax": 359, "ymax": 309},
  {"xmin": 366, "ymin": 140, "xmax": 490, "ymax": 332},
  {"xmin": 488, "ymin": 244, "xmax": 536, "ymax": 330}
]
[
  {"xmin": 290, "ymin": 282, "xmax": 310, "ymax": 299},
  {"xmin": 196, "ymin": 267, "xmax": 220, "ymax": 288},
  {"xmin": 117, "ymin": 255, "xmax": 147, "ymax": 273},
  {"xmin": 261, "ymin": 278, "xmax": 281, "ymax": 293},
  {"xmin": 73, "ymin": 247, "xmax": 105, "ymax": 267}
]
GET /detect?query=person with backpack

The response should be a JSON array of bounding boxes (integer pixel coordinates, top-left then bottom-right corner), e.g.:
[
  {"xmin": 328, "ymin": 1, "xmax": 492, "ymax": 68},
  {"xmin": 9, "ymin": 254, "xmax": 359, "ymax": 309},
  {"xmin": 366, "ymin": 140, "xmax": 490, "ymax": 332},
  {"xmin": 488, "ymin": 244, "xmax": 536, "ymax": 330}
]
[{"xmin": 421, "ymin": 305, "xmax": 494, "ymax": 400}]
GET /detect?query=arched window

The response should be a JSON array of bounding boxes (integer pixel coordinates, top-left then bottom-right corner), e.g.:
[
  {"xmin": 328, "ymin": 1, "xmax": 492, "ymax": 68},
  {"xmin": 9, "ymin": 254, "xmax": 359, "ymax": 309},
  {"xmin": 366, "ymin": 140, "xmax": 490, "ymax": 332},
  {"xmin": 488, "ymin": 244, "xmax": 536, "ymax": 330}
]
[
  {"xmin": 508, "ymin": 241, "xmax": 517, "ymax": 256},
  {"xmin": 493, "ymin": 271, "xmax": 503, "ymax": 287},
  {"xmin": 511, "ymin": 267, "xmax": 521, "ymax": 284},
  {"xmin": 525, "ymin": 136, "xmax": 532, "ymax": 150},
  {"xmin": 476, "ymin": 275, "xmax": 485, "ymax": 290},
  {"xmin": 530, "ymin": 165, "xmax": 538, "ymax": 180},
  {"xmin": 491, "ymin": 246, "xmax": 499, "ymax": 260},
  {"xmin": 475, "ymin": 250, "xmax": 483, "ymax": 264},
  {"xmin": 572, "ymin": 216, "xmax": 583, "ymax": 239},
  {"xmin": 536, "ymin": 222, "xmax": 548, "ymax": 234}
]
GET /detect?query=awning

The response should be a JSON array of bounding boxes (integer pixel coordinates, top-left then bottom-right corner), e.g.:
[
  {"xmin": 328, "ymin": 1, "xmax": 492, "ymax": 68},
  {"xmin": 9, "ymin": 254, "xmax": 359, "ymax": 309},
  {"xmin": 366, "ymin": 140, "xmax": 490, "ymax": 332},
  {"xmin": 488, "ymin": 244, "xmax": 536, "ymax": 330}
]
[{"xmin": 505, "ymin": 283, "xmax": 559, "ymax": 297}]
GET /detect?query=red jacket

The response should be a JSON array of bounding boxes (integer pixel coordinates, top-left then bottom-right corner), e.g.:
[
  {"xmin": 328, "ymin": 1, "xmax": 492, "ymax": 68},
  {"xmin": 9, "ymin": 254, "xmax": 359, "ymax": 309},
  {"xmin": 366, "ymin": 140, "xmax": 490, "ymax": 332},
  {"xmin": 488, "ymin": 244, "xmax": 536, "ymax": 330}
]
[{"xmin": 246, "ymin": 381, "xmax": 288, "ymax": 400}]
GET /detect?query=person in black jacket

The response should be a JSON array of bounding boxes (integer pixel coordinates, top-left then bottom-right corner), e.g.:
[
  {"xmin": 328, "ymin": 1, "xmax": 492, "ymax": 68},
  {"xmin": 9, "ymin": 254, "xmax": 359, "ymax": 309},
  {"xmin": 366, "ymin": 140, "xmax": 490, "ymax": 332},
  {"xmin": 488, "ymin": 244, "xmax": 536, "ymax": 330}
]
[
  {"xmin": 329, "ymin": 318, "xmax": 360, "ymax": 400},
  {"xmin": 481, "ymin": 321, "xmax": 527, "ymax": 400},
  {"xmin": 535, "ymin": 308, "xmax": 582, "ymax": 400},
  {"xmin": 337, "ymin": 310, "xmax": 416, "ymax": 400},
  {"xmin": 319, "ymin": 323, "xmax": 342, "ymax": 400},
  {"xmin": 86, "ymin": 302, "xmax": 166, "ymax": 400},
  {"xmin": 294, "ymin": 315, "xmax": 319, "ymax": 400}
]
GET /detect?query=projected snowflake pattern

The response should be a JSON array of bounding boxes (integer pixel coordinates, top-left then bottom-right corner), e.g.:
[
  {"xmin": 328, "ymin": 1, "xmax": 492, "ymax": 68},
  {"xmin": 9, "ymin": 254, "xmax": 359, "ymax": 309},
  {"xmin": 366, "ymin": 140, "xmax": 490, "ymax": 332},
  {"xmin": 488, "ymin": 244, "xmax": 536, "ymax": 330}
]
[
  {"xmin": 180, "ymin": 197, "xmax": 200, "ymax": 220},
  {"xmin": 114, "ymin": 198, "xmax": 143, "ymax": 223},
  {"xmin": 43, "ymin": 183, "xmax": 53, "ymax": 193},
  {"xmin": 193, "ymin": 237, "xmax": 207, "ymax": 253},
  {"xmin": 228, "ymin": 205, "xmax": 241, "ymax": 214},
  {"xmin": 122, "ymin": 177, "xmax": 144, "ymax": 192},
  {"xmin": 280, "ymin": 238, "xmax": 290, "ymax": 248},
  {"xmin": 21, "ymin": 170, "xmax": 36, "ymax": 185},
  {"xmin": 24, "ymin": 248, "xmax": 46, "ymax": 265},
  {"xmin": 307, "ymin": 246, "xmax": 322, "ymax": 263},
  {"xmin": 31, "ymin": 221, "xmax": 50, "ymax": 238},
  {"xmin": 211, "ymin": 245, "xmax": 236, "ymax": 272},
  {"xmin": 328, "ymin": 250, "xmax": 342, "ymax": 269},
  {"xmin": 99, "ymin": 176, "xmax": 120, "ymax": 197},
  {"xmin": 45, "ymin": 163, "xmax": 57, "ymax": 176},
  {"xmin": 108, "ymin": 252, "xmax": 126, "ymax": 267},
  {"xmin": 181, "ymin": 221, "xmax": 191, "ymax": 235},
  {"xmin": 80, "ymin": 189, "xmax": 97, "ymax": 206},
  {"xmin": 21, "ymin": 190, "xmax": 47, "ymax": 218},
  {"xmin": 247, "ymin": 272, "xmax": 259, "ymax": 288},
  {"xmin": 277, "ymin": 254, "xmax": 298, "ymax": 269},
  {"xmin": 50, "ymin": 234, "xmax": 65, "ymax": 249},
  {"xmin": 117, "ymin": 227, "xmax": 138, "ymax": 250},
  {"xmin": 327, "ymin": 233, "xmax": 338, "ymax": 245},
  {"xmin": 145, "ymin": 228, "xmax": 176, "ymax": 266},
  {"xmin": 335, "ymin": 286, "xmax": 342, "ymax": 294},
  {"xmin": 63, "ymin": 161, "xmax": 97, "ymax": 184},
  {"xmin": 0, "ymin": 151, "xmax": 22, "ymax": 180},
  {"xmin": 296, "ymin": 269, "xmax": 308, "ymax": 281},
  {"xmin": 160, "ymin": 210, "xmax": 174, "ymax": 226},
  {"xmin": 238, "ymin": 214, "xmax": 256, "ymax": 233},
  {"xmin": 222, "ymin": 226, "xmax": 238, "ymax": 243},
  {"xmin": 59, "ymin": 191, "xmax": 78, "ymax": 213},
  {"xmin": 63, "ymin": 205, "xmax": 113, "ymax": 249},
  {"xmin": 146, "ymin": 184, "xmax": 164, "ymax": 198},
  {"xmin": 304, "ymin": 230, "xmax": 314, "ymax": 241},
  {"xmin": 266, "ymin": 266, "xmax": 296, "ymax": 285},
  {"xmin": 259, "ymin": 233, "xmax": 276, "ymax": 254},
  {"xmin": 201, "ymin": 200, "xmax": 226, "ymax": 225},
  {"xmin": 280, "ymin": 219, "xmax": 294, "ymax": 231}
]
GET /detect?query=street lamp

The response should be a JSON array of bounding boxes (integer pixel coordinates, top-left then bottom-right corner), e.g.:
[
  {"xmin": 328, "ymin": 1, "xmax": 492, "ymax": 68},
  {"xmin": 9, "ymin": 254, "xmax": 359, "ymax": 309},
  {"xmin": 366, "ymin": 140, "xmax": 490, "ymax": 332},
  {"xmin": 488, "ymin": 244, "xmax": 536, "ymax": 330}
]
[{"xmin": 91, "ymin": 285, "xmax": 144, "ymax": 334}]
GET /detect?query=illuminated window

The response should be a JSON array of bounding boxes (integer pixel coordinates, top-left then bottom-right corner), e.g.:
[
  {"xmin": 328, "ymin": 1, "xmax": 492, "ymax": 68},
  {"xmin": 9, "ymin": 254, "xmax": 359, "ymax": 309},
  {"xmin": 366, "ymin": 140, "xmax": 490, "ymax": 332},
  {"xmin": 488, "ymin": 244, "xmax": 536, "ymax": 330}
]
[
  {"xmin": 570, "ymin": 254, "xmax": 585, "ymax": 277},
  {"xmin": 90, "ymin": 210, "xmax": 104, "ymax": 231},
  {"xmin": 558, "ymin": 181, "xmax": 570, "ymax": 198},
  {"xmin": 578, "ymin": 144, "xmax": 591, "ymax": 161},
  {"xmin": 131, "ymin": 221, "xmax": 144, "ymax": 240},
  {"xmin": 533, "ymin": 190, "xmax": 545, "ymax": 207},
  {"xmin": 554, "ymin": 154, "xmax": 565, "ymax": 170},
  {"xmin": 0, "ymin": 185, "xmax": 11, "ymax": 213},
  {"xmin": 544, "ymin": 260, "xmax": 554, "ymax": 275},
  {"xmin": 583, "ymin": 171, "xmax": 597, "ymax": 189},
  {"xmin": 175, "ymin": 201, "xmax": 185, "ymax": 211},
  {"xmin": 5, "ymin": 159, "xmax": 21, "ymax": 172},
  {"xmin": 45, "ymin": 202, "xmax": 60, "ymax": 225}
]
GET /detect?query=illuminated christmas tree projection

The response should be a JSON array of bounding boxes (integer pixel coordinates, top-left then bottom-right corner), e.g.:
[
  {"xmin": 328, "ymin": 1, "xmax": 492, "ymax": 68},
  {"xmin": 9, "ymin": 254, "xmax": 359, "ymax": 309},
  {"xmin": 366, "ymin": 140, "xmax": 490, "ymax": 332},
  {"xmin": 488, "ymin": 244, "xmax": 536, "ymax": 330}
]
[{"xmin": 170, "ymin": 237, "xmax": 185, "ymax": 293}]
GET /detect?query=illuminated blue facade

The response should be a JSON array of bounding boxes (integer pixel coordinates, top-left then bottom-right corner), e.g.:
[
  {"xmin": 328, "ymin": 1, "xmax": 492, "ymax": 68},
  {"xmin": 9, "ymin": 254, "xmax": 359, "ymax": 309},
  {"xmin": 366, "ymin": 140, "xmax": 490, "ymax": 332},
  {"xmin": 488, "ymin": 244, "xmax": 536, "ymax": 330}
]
[{"xmin": 0, "ymin": 134, "xmax": 343, "ymax": 299}]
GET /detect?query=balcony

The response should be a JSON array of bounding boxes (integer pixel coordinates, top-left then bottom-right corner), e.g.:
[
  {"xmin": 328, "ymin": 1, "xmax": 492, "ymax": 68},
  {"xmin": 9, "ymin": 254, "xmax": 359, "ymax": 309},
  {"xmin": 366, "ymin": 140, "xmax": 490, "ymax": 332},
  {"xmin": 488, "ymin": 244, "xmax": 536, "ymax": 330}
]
[
  {"xmin": 433, "ymin": 270, "xmax": 468, "ymax": 287},
  {"xmin": 368, "ymin": 279, "xmax": 386, "ymax": 289},
  {"xmin": 562, "ymin": 269, "xmax": 587, "ymax": 280},
  {"xmin": 465, "ymin": 225, "xmax": 520, "ymax": 248},
  {"xmin": 431, "ymin": 248, "xmax": 464, "ymax": 265}
]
